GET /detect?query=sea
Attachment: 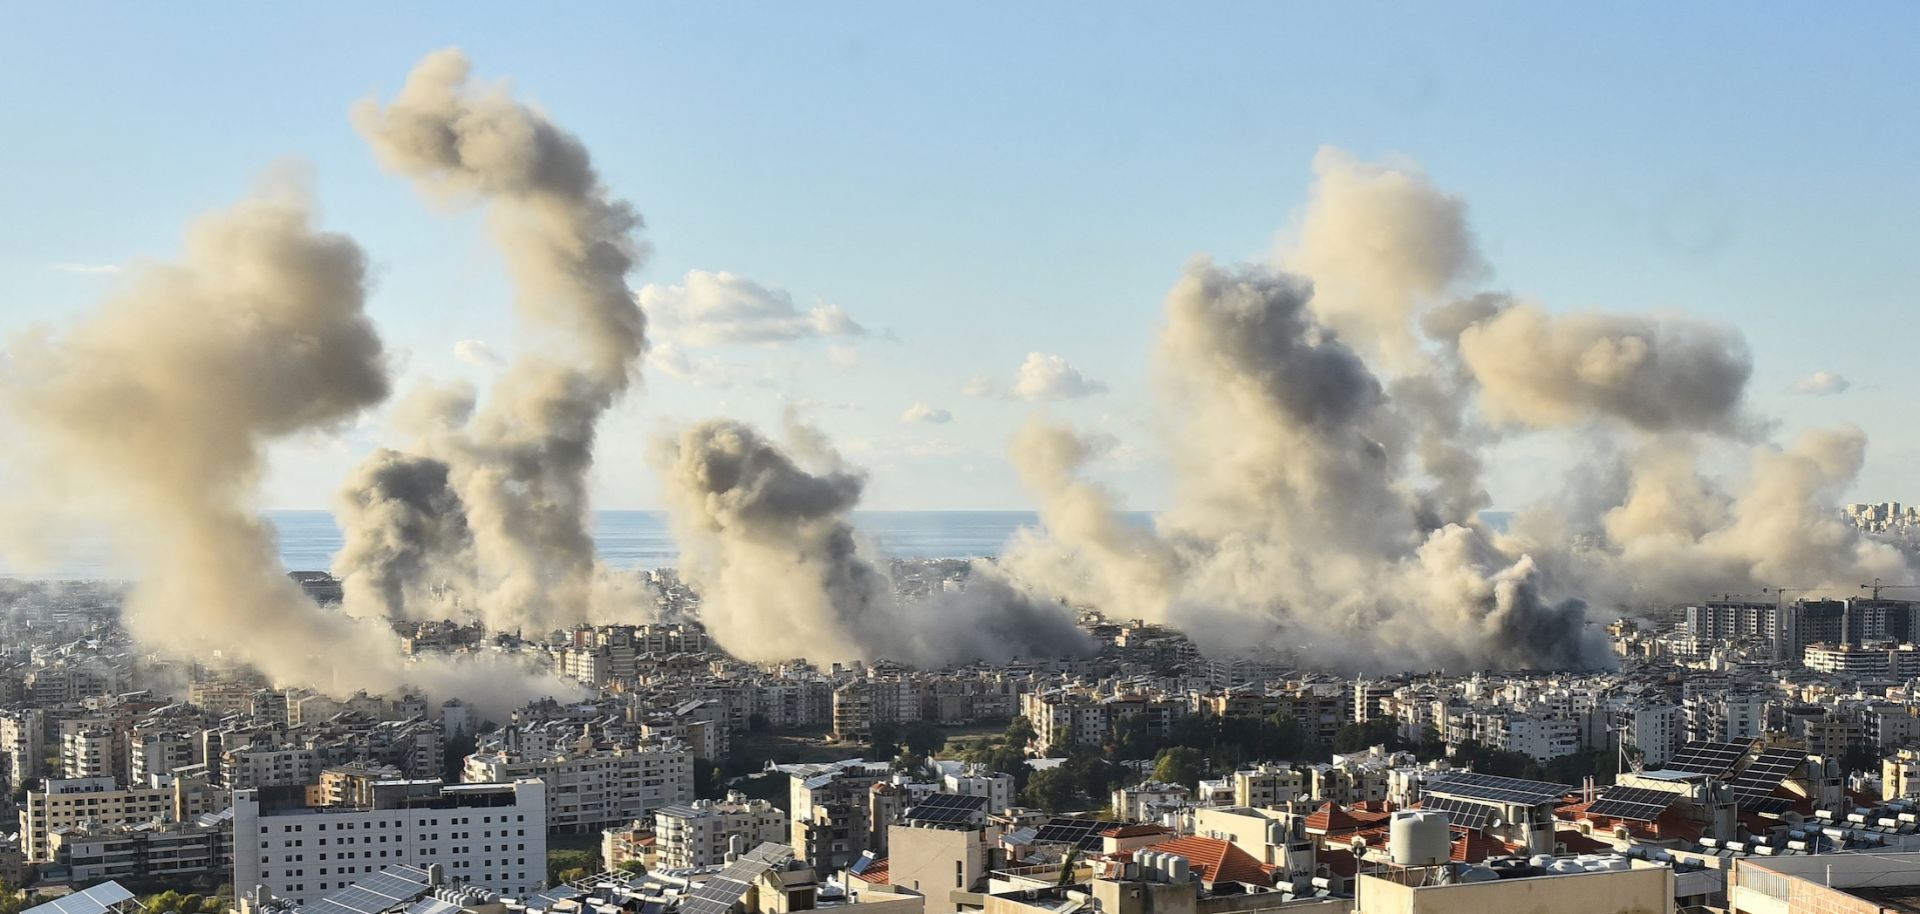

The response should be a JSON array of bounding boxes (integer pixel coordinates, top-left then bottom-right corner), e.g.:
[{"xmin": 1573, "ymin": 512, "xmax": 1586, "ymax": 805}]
[
  {"xmin": 2, "ymin": 510, "xmax": 1065, "ymax": 579},
  {"xmin": 3, "ymin": 509, "xmax": 1511, "ymax": 580}
]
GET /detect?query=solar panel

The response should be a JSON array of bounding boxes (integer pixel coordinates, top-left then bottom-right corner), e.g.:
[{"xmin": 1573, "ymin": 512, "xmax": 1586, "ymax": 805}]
[
  {"xmin": 1419, "ymin": 796, "xmax": 1501, "ymax": 830},
  {"xmin": 1427, "ymin": 772, "xmax": 1573, "ymax": 805},
  {"xmin": 904, "ymin": 792, "xmax": 988, "ymax": 825},
  {"xmin": 25, "ymin": 882, "xmax": 136, "ymax": 914},
  {"xmin": 1740, "ymin": 796, "xmax": 1796, "ymax": 816},
  {"xmin": 1585, "ymin": 787, "xmax": 1678, "ymax": 822},
  {"xmin": 405, "ymin": 900, "xmax": 463, "ymax": 914},
  {"xmin": 1668, "ymin": 740, "xmax": 1754, "ymax": 777},
  {"xmin": 681, "ymin": 843, "xmax": 795, "ymax": 914},
  {"xmin": 304, "ymin": 866, "xmax": 433, "ymax": 914},
  {"xmin": 1031, "ymin": 817, "xmax": 1106, "ymax": 850},
  {"xmin": 1732, "ymin": 748, "xmax": 1806, "ymax": 797}
]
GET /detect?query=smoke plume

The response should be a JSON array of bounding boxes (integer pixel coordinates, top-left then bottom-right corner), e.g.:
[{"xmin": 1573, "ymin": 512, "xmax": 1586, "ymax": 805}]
[
  {"xmin": 655, "ymin": 419, "xmax": 1091, "ymax": 666},
  {"xmin": 0, "ymin": 181, "xmax": 569, "ymax": 712},
  {"xmin": 331, "ymin": 448, "xmax": 474, "ymax": 620},
  {"xmin": 349, "ymin": 49, "xmax": 648, "ymax": 630},
  {"xmin": 1003, "ymin": 147, "xmax": 1910, "ymax": 669}
]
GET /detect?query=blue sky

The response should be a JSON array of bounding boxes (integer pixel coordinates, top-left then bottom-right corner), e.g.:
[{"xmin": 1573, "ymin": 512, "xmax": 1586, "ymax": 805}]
[{"xmin": 2, "ymin": 4, "xmax": 1915, "ymax": 510}]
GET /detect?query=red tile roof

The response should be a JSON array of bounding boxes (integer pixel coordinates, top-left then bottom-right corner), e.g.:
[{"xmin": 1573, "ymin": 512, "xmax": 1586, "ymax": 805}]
[
  {"xmin": 1145, "ymin": 836, "xmax": 1273, "ymax": 887},
  {"xmin": 851, "ymin": 858, "xmax": 890, "ymax": 885}
]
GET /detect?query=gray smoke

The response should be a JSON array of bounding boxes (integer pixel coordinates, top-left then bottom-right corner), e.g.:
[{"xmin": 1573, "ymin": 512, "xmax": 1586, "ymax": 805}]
[
  {"xmin": 351, "ymin": 48, "xmax": 647, "ymax": 631},
  {"xmin": 1003, "ymin": 148, "xmax": 1909, "ymax": 666},
  {"xmin": 655, "ymin": 419, "xmax": 1091, "ymax": 666},
  {"xmin": 331, "ymin": 448, "xmax": 474, "ymax": 621},
  {"xmin": 0, "ymin": 181, "xmax": 571, "ymax": 712}
]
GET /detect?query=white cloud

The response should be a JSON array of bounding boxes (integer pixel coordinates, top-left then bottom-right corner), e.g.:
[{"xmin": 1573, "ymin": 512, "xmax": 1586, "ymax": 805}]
[
  {"xmin": 900, "ymin": 403, "xmax": 953, "ymax": 424},
  {"xmin": 1012, "ymin": 352, "xmax": 1108, "ymax": 401},
  {"xmin": 50, "ymin": 262, "xmax": 121, "ymax": 275},
  {"xmin": 452, "ymin": 339, "xmax": 505, "ymax": 369},
  {"xmin": 639, "ymin": 270, "xmax": 866, "ymax": 347},
  {"xmin": 1794, "ymin": 370, "xmax": 1850, "ymax": 396},
  {"xmin": 961, "ymin": 375, "xmax": 999, "ymax": 398},
  {"xmin": 646, "ymin": 342, "xmax": 733, "ymax": 386}
]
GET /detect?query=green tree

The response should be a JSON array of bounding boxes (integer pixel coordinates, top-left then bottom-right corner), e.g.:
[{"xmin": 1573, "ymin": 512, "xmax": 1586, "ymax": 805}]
[
  {"xmin": 1840, "ymin": 745, "xmax": 1881, "ymax": 775},
  {"xmin": 1332, "ymin": 719, "xmax": 1402, "ymax": 754},
  {"xmin": 619, "ymin": 860, "xmax": 647, "ymax": 874},
  {"xmin": 1022, "ymin": 767, "xmax": 1076, "ymax": 812},
  {"xmin": 902, "ymin": 721, "xmax": 947, "ymax": 759},
  {"xmin": 1150, "ymin": 747, "xmax": 1207, "ymax": 789},
  {"xmin": 870, "ymin": 722, "xmax": 901, "ymax": 761},
  {"xmin": 1006, "ymin": 716, "xmax": 1037, "ymax": 749}
]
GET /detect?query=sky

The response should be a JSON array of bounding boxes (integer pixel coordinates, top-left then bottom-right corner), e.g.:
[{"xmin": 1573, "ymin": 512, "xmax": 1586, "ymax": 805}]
[{"xmin": 1, "ymin": 3, "xmax": 1916, "ymax": 512}]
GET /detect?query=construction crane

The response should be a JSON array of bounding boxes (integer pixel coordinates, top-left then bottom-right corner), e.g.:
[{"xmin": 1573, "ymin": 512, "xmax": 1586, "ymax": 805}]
[{"xmin": 1861, "ymin": 578, "xmax": 1920, "ymax": 600}]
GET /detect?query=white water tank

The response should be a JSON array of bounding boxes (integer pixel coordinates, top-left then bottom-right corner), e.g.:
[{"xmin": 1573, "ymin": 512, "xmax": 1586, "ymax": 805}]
[
  {"xmin": 1167, "ymin": 855, "xmax": 1190, "ymax": 883},
  {"xmin": 1391, "ymin": 811, "xmax": 1451, "ymax": 866},
  {"xmin": 1136, "ymin": 851, "xmax": 1160, "ymax": 881}
]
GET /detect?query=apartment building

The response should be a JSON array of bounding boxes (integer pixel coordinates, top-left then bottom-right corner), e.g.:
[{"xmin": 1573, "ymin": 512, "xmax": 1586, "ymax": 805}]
[
  {"xmin": 463, "ymin": 741, "xmax": 692, "ymax": 833},
  {"xmin": 233, "ymin": 779, "xmax": 547, "ymax": 908},
  {"xmin": 652, "ymin": 793, "xmax": 789, "ymax": 868},
  {"xmin": 20, "ymin": 776, "xmax": 173, "ymax": 861}
]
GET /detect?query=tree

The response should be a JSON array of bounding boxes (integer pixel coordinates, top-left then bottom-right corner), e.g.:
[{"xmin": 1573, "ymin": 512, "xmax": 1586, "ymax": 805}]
[
  {"xmin": 1006, "ymin": 716, "xmax": 1037, "ymax": 749},
  {"xmin": 1022, "ymin": 767, "xmax": 1076, "ymax": 812},
  {"xmin": 443, "ymin": 727, "xmax": 478, "ymax": 783},
  {"xmin": 902, "ymin": 721, "xmax": 947, "ymax": 759},
  {"xmin": 1840, "ymin": 745, "xmax": 1881, "ymax": 776},
  {"xmin": 870, "ymin": 722, "xmax": 901, "ymax": 761},
  {"xmin": 694, "ymin": 760, "xmax": 722, "ymax": 798},
  {"xmin": 748, "ymin": 713, "xmax": 771, "ymax": 733},
  {"xmin": 1332, "ymin": 719, "xmax": 1402, "ymax": 754},
  {"xmin": 1150, "ymin": 747, "xmax": 1206, "ymax": 789},
  {"xmin": 619, "ymin": 860, "xmax": 647, "ymax": 874}
]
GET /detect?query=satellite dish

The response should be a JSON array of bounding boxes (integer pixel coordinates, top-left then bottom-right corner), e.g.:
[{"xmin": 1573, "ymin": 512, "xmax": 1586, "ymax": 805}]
[{"xmin": 1487, "ymin": 816, "xmax": 1505, "ymax": 828}]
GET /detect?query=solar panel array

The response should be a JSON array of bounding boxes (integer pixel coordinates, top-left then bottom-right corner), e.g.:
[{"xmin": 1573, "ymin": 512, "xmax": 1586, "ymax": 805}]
[
  {"xmin": 903, "ymin": 792, "xmax": 988, "ymax": 825},
  {"xmin": 304, "ymin": 866, "xmax": 434, "ymax": 914},
  {"xmin": 1667, "ymin": 740, "xmax": 1754, "ymax": 777},
  {"xmin": 1419, "ymin": 796, "xmax": 1501, "ymax": 830},
  {"xmin": 1031, "ymin": 817, "xmax": 1106, "ymax": 850},
  {"xmin": 24, "ymin": 882, "xmax": 136, "ymax": 914},
  {"xmin": 1739, "ymin": 796, "xmax": 1797, "ymax": 816},
  {"xmin": 1427, "ymin": 772, "xmax": 1572, "ymax": 805},
  {"xmin": 1732, "ymin": 748, "xmax": 1806, "ymax": 798},
  {"xmin": 1584, "ymin": 786, "xmax": 1679, "ymax": 822},
  {"xmin": 681, "ymin": 843, "xmax": 795, "ymax": 914}
]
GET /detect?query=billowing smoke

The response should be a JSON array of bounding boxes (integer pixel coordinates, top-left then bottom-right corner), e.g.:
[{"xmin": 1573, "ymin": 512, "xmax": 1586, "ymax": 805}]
[
  {"xmin": 0, "ymin": 181, "xmax": 570, "ymax": 713},
  {"xmin": 331, "ymin": 449, "xmax": 474, "ymax": 620},
  {"xmin": 1455, "ymin": 301, "xmax": 1752, "ymax": 434},
  {"xmin": 1007, "ymin": 256, "xmax": 1605, "ymax": 670},
  {"xmin": 1003, "ymin": 146, "xmax": 1912, "ymax": 670},
  {"xmin": 349, "ymin": 48, "xmax": 647, "ymax": 631},
  {"xmin": 655, "ymin": 419, "xmax": 1091, "ymax": 666}
]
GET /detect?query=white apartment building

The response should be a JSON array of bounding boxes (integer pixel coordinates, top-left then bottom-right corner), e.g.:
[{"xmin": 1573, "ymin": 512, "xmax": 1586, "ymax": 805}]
[
  {"xmin": 652, "ymin": 793, "xmax": 789, "ymax": 868},
  {"xmin": 61, "ymin": 728, "xmax": 119, "ymax": 780},
  {"xmin": 233, "ymin": 780, "xmax": 547, "ymax": 908},
  {"xmin": 942, "ymin": 768, "xmax": 1014, "ymax": 813},
  {"xmin": 1233, "ymin": 764, "xmax": 1304, "ymax": 808},
  {"xmin": 20, "ymin": 776, "xmax": 173, "ymax": 861},
  {"xmin": 1618, "ymin": 705, "xmax": 1682, "ymax": 767},
  {"xmin": 130, "ymin": 730, "xmax": 198, "ymax": 783},
  {"xmin": 0, "ymin": 711, "xmax": 45, "ymax": 794},
  {"xmin": 464, "ymin": 743, "xmax": 692, "ymax": 833}
]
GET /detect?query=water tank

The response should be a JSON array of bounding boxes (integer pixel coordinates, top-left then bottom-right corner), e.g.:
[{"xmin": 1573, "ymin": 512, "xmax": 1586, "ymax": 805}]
[
  {"xmin": 1390, "ymin": 811, "xmax": 1451, "ymax": 866},
  {"xmin": 1458, "ymin": 866, "xmax": 1500, "ymax": 884},
  {"xmin": 1135, "ymin": 851, "xmax": 1159, "ymax": 881},
  {"xmin": 1167, "ymin": 855, "xmax": 1190, "ymax": 883}
]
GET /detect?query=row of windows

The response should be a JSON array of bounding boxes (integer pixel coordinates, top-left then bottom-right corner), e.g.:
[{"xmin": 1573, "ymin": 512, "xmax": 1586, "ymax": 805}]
[{"xmin": 276, "ymin": 815, "xmax": 526, "ymax": 834}]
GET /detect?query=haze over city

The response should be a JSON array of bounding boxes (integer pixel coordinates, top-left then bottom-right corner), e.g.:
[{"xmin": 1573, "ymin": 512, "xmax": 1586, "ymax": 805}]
[{"xmin": 0, "ymin": 9, "xmax": 1918, "ymax": 914}]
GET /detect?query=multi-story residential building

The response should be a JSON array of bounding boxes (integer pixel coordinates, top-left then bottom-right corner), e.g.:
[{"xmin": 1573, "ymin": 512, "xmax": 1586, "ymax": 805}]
[
  {"xmin": 652, "ymin": 793, "xmax": 789, "ymax": 869},
  {"xmin": 20, "ymin": 776, "xmax": 173, "ymax": 861},
  {"xmin": 221, "ymin": 745, "xmax": 318, "ymax": 790},
  {"xmin": 463, "ymin": 737, "xmax": 692, "ymax": 833},
  {"xmin": 781, "ymin": 759, "xmax": 892, "ymax": 872},
  {"xmin": 61, "ymin": 726, "xmax": 121, "ymax": 781},
  {"xmin": 0, "ymin": 710, "xmax": 45, "ymax": 794},
  {"xmin": 1616, "ymin": 704, "xmax": 1682, "ymax": 767},
  {"xmin": 941, "ymin": 766, "xmax": 1015, "ymax": 813},
  {"xmin": 50, "ymin": 819, "xmax": 232, "ymax": 883},
  {"xmin": 129, "ymin": 729, "xmax": 198, "ymax": 783},
  {"xmin": 233, "ymin": 779, "xmax": 547, "ymax": 907},
  {"xmin": 1233, "ymin": 764, "xmax": 1304, "ymax": 809}
]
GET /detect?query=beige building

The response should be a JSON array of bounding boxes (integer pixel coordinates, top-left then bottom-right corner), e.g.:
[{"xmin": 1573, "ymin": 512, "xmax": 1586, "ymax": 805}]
[
  {"xmin": 884, "ymin": 821, "xmax": 1002, "ymax": 908},
  {"xmin": 1234, "ymin": 765, "xmax": 1304, "ymax": 809},
  {"xmin": 1356, "ymin": 864, "xmax": 1673, "ymax": 914},
  {"xmin": 20, "ymin": 776, "xmax": 173, "ymax": 861}
]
